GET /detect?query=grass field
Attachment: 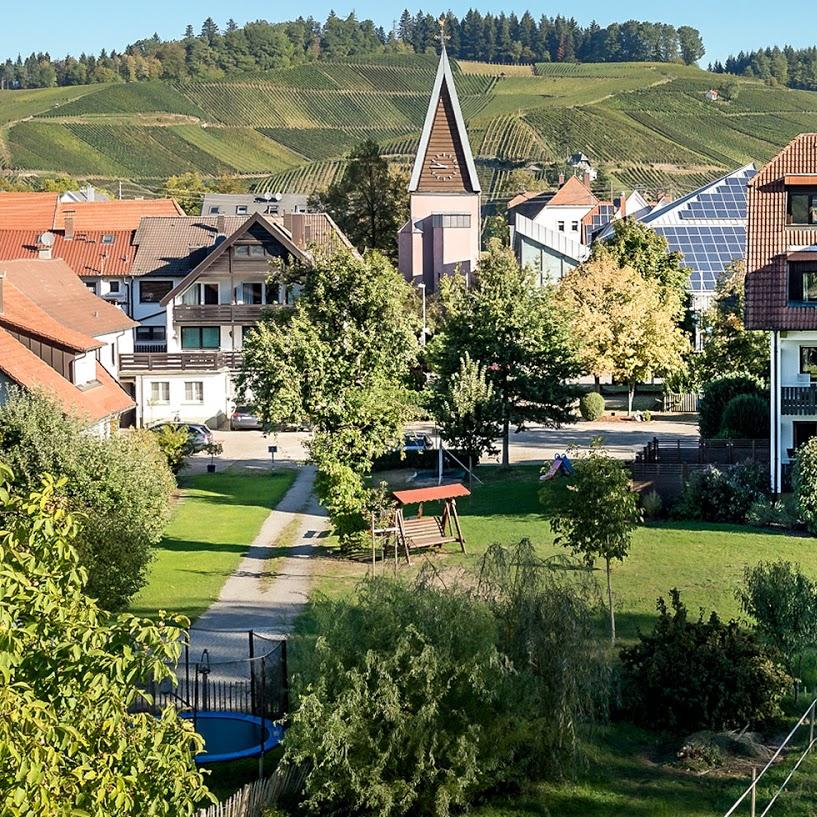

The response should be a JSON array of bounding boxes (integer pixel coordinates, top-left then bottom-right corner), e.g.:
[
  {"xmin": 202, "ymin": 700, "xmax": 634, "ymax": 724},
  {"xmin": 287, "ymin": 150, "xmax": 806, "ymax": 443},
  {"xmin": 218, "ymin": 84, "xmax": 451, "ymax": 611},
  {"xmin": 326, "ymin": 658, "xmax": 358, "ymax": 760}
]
[
  {"xmin": 129, "ymin": 470, "xmax": 295, "ymax": 622},
  {"xmin": 7, "ymin": 55, "xmax": 817, "ymax": 195},
  {"xmin": 293, "ymin": 464, "xmax": 817, "ymax": 816}
]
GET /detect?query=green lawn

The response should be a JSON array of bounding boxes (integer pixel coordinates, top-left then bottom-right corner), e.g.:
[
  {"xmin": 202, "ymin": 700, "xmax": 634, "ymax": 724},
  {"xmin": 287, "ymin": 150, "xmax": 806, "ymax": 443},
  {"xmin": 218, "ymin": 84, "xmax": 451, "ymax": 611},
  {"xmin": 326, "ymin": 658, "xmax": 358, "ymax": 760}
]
[{"xmin": 129, "ymin": 471, "xmax": 295, "ymax": 622}]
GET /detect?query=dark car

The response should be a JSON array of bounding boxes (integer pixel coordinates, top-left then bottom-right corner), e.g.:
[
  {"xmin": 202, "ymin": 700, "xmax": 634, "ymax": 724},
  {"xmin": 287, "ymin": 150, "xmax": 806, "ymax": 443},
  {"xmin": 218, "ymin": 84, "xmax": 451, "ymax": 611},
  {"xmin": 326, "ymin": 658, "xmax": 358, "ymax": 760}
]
[
  {"xmin": 149, "ymin": 421, "xmax": 213, "ymax": 452},
  {"xmin": 230, "ymin": 406, "xmax": 264, "ymax": 431}
]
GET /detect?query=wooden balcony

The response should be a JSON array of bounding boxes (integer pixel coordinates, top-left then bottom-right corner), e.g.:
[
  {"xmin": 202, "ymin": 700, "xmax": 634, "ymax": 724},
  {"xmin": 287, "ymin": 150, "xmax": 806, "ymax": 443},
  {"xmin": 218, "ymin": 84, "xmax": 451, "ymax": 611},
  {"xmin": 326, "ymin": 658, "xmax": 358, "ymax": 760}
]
[
  {"xmin": 119, "ymin": 351, "xmax": 242, "ymax": 373},
  {"xmin": 173, "ymin": 303, "xmax": 277, "ymax": 324},
  {"xmin": 781, "ymin": 385, "xmax": 817, "ymax": 415}
]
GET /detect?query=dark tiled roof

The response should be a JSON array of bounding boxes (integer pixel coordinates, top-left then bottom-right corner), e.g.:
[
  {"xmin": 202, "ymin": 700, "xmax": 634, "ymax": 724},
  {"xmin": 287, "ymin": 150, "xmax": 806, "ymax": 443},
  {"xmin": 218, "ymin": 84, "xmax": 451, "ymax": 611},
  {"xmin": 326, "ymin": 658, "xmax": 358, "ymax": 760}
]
[{"xmin": 745, "ymin": 133, "xmax": 817, "ymax": 330}]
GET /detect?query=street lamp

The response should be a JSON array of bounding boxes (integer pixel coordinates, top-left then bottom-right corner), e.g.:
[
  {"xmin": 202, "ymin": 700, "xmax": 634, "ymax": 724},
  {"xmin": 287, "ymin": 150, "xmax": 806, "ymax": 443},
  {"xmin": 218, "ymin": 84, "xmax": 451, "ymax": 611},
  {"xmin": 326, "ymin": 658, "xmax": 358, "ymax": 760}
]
[{"xmin": 418, "ymin": 282, "xmax": 427, "ymax": 347}]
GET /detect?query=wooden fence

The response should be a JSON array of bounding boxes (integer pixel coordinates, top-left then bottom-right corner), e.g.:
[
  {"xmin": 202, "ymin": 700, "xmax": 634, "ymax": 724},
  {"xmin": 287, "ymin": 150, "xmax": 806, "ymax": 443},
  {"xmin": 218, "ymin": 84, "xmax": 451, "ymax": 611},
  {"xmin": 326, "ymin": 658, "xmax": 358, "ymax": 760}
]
[
  {"xmin": 195, "ymin": 764, "xmax": 306, "ymax": 817},
  {"xmin": 662, "ymin": 392, "xmax": 700, "ymax": 413}
]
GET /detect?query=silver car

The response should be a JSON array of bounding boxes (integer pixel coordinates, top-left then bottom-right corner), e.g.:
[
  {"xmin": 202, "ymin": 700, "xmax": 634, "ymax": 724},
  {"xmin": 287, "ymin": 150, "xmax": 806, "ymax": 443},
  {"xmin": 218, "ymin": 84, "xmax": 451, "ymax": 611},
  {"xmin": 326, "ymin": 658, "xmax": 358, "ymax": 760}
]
[{"xmin": 230, "ymin": 406, "xmax": 264, "ymax": 431}]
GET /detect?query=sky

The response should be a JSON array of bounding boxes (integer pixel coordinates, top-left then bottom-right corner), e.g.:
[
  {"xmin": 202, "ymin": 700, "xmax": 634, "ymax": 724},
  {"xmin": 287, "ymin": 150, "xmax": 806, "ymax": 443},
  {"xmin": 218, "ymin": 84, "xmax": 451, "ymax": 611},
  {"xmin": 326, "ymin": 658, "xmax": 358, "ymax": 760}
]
[{"xmin": 1, "ymin": 1, "xmax": 815, "ymax": 66}]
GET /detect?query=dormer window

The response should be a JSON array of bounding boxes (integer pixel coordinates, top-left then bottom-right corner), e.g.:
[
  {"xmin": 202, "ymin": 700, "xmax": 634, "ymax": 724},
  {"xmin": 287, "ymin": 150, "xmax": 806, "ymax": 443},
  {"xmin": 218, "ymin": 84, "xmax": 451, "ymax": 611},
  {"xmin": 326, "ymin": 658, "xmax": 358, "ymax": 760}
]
[
  {"xmin": 788, "ymin": 261, "xmax": 817, "ymax": 303},
  {"xmin": 236, "ymin": 205, "xmax": 248, "ymax": 215},
  {"xmin": 788, "ymin": 190, "xmax": 817, "ymax": 225}
]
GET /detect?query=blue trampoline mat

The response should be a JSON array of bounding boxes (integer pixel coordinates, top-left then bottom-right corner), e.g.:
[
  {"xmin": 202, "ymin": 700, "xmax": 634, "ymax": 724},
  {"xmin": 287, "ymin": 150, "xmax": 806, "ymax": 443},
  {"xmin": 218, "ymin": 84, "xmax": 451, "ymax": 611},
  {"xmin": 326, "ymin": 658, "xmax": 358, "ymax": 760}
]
[{"xmin": 181, "ymin": 711, "xmax": 283, "ymax": 764}]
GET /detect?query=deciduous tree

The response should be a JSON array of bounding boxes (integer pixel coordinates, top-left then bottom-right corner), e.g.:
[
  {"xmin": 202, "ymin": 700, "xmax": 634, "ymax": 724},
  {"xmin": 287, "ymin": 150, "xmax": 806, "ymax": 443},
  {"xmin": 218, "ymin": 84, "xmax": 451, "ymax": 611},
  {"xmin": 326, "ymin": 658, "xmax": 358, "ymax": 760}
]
[
  {"xmin": 557, "ymin": 251, "xmax": 689, "ymax": 414},
  {"xmin": 432, "ymin": 240, "xmax": 582, "ymax": 465}
]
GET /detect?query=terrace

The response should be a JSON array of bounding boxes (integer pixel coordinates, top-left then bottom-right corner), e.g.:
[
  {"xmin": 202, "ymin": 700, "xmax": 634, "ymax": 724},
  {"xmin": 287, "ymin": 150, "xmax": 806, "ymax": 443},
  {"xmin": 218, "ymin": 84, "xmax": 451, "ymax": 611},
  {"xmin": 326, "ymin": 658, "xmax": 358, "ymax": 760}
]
[
  {"xmin": 119, "ymin": 351, "xmax": 242, "ymax": 373},
  {"xmin": 173, "ymin": 303, "xmax": 274, "ymax": 324},
  {"xmin": 782, "ymin": 384, "xmax": 817, "ymax": 415}
]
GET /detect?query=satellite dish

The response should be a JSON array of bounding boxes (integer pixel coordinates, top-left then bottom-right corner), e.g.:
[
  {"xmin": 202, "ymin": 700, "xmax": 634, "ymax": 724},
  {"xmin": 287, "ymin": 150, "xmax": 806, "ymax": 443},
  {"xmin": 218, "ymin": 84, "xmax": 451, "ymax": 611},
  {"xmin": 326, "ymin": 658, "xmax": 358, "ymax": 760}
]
[
  {"xmin": 263, "ymin": 192, "xmax": 273, "ymax": 202},
  {"xmin": 273, "ymin": 192, "xmax": 283, "ymax": 202},
  {"xmin": 39, "ymin": 231, "xmax": 56, "ymax": 247}
]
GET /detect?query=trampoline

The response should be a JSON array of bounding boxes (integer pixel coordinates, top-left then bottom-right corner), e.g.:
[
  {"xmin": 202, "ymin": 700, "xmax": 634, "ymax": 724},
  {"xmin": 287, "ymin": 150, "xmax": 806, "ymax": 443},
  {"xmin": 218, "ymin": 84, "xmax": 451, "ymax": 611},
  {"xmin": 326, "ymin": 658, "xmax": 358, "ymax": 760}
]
[{"xmin": 181, "ymin": 711, "xmax": 283, "ymax": 764}]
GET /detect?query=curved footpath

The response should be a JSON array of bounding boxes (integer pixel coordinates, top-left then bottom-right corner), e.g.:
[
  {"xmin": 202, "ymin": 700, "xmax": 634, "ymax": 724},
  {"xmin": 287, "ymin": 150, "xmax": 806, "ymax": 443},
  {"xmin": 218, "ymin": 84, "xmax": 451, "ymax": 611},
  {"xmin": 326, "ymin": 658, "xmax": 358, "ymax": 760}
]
[{"xmin": 184, "ymin": 465, "xmax": 327, "ymax": 675}]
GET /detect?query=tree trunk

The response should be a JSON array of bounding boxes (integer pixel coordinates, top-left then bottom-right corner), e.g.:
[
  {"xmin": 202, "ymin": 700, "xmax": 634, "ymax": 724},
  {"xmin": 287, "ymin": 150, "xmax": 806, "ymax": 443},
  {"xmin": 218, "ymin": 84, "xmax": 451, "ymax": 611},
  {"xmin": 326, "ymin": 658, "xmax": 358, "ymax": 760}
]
[
  {"xmin": 628, "ymin": 382, "xmax": 636, "ymax": 416},
  {"xmin": 594, "ymin": 374, "xmax": 601, "ymax": 393},
  {"xmin": 606, "ymin": 557, "xmax": 616, "ymax": 645},
  {"xmin": 502, "ymin": 404, "xmax": 510, "ymax": 467}
]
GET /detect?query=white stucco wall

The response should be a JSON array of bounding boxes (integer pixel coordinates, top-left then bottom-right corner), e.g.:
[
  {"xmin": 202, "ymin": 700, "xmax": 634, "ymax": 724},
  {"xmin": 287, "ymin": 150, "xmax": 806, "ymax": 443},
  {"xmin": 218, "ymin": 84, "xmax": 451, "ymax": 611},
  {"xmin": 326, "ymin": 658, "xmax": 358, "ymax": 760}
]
[
  {"xmin": 531, "ymin": 204, "xmax": 592, "ymax": 235},
  {"xmin": 135, "ymin": 371, "xmax": 234, "ymax": 428}
]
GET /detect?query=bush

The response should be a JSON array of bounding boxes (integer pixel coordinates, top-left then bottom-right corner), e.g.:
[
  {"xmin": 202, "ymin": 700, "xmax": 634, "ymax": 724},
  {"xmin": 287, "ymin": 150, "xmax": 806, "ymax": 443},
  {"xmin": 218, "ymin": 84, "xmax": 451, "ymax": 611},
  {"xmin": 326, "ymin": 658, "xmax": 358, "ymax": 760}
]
[
  {"xmin": 620, "ymin": 590, "xmax": 790, "ymax": 733},
  {"xmin": 674, "ymin": 461, "xmax": 769, "ymax": 523},
  {"xmin": 794, "ymin": 437, "xmax": 817, "ymax": 535},
  {"xmin": 579, "ymin": 391, "xmax": 605, "ymax": 421},
  {"xmin": 153, "ymin": 423, "xmax": 192, "ymax": 474},
  {"xmin": 0, "ymin": 390, "xmax": 175, "ymax": 610},
  {"xmin": 698, "ymin": 374, "xmax": 765, "ymax": 438},
  {"xmin": 719, "ymin": 393, "xmax": 769, "ymax": 439},
  {"xmin": 747, "ymin": 496, "xmax": 800, "ymax": 529},
  {"xmin": 641, "ymin": 489, "xmax": 663, "ymax": 519}
]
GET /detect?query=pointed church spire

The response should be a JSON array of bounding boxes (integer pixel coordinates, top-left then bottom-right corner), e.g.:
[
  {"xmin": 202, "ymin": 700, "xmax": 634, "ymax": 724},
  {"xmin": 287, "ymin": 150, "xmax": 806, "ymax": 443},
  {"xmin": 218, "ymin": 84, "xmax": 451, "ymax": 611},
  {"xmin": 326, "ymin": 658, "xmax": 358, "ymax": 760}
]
[{"xmin": 408, "ymin": 44, "xmax": 481, "ymax": 194}]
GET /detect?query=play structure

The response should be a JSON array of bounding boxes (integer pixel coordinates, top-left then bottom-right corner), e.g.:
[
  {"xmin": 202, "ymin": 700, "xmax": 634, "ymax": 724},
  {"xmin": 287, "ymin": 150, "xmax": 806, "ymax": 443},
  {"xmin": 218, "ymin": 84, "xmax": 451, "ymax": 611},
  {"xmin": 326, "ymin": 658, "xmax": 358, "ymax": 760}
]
[
  {"xmin": 179, "ymin": 711, "xmax": 283, "ymax": 764},
  {"xmin": 387, "ymin": 483, "xmax": 470, "ymax": 564},
  {"xmin": 540, "ymin": 454, "xmax": 574, "ymax": 481}
]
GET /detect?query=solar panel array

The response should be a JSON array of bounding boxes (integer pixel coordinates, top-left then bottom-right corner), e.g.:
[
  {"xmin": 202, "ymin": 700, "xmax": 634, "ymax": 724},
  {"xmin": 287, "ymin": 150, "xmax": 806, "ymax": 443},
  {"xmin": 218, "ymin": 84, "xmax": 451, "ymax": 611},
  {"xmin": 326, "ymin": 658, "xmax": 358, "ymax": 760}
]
[
  {"xmin": 650, "ymin": 168, "xmax": 756, "ymax": 292},
  {"xmin": 653, "ymin": 225, "xmax": 746, "ymax": 291},
  {"xmin": 584, "ymin": 203, "xmax": 615, "ymax": 241}
]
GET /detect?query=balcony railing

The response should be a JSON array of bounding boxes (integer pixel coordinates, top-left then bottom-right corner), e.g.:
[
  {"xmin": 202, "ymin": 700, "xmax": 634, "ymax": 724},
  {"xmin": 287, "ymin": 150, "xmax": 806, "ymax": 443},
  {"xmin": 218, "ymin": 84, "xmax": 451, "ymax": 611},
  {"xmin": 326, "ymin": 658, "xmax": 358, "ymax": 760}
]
[
  {"xmin": 119, "ymin": 351, "xmax": 242, "ymax": 373},
  {"xmin": 781, "ymin": 385, "xmax": 817, "ymax": 416},
  {"xmin": 173, "ymin": 303, "xmax": 278, "ymax": 323}
]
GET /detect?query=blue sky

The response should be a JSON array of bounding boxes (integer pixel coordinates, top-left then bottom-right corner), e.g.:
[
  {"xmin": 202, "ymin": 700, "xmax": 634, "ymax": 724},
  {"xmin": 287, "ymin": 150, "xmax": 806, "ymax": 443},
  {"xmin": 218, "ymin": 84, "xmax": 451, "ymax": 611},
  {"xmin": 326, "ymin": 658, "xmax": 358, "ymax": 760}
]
[{"xmin": 1, "ymin": 1, "xmax": 814, "ymax": 65}]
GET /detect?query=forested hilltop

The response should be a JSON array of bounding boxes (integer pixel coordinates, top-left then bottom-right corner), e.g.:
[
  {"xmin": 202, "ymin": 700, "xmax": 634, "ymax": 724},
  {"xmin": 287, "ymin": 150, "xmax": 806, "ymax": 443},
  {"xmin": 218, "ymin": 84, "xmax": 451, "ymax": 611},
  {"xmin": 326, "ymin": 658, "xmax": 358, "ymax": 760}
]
[
  {"xmin": 713, "ymin": 46, "xmax": 817, "ymax": 91},
  {"xmin": 1, "ymin": 11, "xmax": 705, "ymax": 89}
]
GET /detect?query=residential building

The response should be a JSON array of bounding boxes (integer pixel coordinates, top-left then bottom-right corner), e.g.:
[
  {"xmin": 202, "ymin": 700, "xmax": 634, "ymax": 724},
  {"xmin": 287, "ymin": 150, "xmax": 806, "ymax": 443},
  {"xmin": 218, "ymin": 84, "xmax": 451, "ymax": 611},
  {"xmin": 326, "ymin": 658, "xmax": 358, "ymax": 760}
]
[
  {"xmin": 745, "ymin": 135, "xmax": 817, "ymax": 492},
  {"xmin": 120, "ymin": 211, "xmax": 354, "ymax": 428},
  {"xmin": 398, "ymin": 46, "xmax": 481, "ymax": 291},
  {"xmin": 598, "ymin": 164, "xmax": 757, "ymax": 318},
  {"xmin": 0, "ymin": 193, "xmax": 183, "ymax": 313},
  {"xmin": 569, "ymin": 152, "xmax": 597, "ymax": 181},
  {"xmin": 60, "ymin": 184, "xmax": 109, "ymax": 203},
  {"xmin": 201, "ymin": 192, "xmax": 310, "ymax": 218},
  {"xmin": 0, "ymin": 258, "xmax": 136, "ymax": 434}
]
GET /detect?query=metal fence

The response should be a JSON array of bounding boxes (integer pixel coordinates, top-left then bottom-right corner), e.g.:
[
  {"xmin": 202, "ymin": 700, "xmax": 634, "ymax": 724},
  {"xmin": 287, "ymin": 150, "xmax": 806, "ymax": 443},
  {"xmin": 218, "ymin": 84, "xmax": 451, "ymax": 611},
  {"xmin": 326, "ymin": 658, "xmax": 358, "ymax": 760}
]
[{"xmin": 723, "ymin": 696, "xmax": 817, "ymax": 816}]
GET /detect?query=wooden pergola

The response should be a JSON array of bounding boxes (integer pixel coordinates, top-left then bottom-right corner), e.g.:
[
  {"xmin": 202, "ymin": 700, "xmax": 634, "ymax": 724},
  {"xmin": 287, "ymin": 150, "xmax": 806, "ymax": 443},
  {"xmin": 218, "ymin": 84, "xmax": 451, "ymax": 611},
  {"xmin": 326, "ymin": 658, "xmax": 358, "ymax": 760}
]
[{"xmin": 391, "ymin": 483, "xmax": 470, "ymax": 564}]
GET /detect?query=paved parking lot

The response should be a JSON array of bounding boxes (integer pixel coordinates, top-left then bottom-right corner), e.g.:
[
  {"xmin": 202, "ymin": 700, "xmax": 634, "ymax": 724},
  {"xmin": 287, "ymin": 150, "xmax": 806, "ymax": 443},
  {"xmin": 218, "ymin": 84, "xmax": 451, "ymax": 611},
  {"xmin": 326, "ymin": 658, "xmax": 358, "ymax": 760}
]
[{"xmin": 184, "ymin": 415, "xmax": 699, "ymax": 474}]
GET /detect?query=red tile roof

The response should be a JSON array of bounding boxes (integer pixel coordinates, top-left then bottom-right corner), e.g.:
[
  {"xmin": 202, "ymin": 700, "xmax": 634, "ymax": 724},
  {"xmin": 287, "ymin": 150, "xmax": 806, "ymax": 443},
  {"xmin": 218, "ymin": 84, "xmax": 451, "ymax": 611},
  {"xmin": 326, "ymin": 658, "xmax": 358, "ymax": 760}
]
[
  {"xmin": 548, "ymin": 175, "xmax": 598, "ymax": 207},
  {"xmin": 0, "ymin": 230, "xmax": 135, "ymax": 276},
  {"xmin": 55, "ymin": 198, "xmax": 183, "ymax": 232},
  {"xmin": 0, "ymin": 193, "xmax": 60, "ymax": 231},
  {"xmin": 1, "ymin": 258, "xmax": 135, "ymax": 337},
  {"xmin": 0, "ymin": 328, "xmax": 133, "ymax": 422}
]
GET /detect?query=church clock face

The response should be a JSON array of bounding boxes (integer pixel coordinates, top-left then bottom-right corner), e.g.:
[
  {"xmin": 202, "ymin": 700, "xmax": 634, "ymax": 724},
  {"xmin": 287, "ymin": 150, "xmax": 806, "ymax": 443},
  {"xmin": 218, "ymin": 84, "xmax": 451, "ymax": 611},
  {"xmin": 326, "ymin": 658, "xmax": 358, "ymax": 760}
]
[{"xmin": 429, "ymin": 151, "xmax": 458, "ymax": 182}]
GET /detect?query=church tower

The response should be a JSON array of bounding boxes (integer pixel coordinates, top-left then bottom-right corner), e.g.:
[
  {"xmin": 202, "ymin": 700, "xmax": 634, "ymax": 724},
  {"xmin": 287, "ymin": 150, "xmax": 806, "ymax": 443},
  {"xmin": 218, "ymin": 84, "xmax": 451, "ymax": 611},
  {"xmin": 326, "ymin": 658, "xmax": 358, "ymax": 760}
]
[{"xmin": 398, "ymin": 45, "xmax": 481, "ymax": 291}]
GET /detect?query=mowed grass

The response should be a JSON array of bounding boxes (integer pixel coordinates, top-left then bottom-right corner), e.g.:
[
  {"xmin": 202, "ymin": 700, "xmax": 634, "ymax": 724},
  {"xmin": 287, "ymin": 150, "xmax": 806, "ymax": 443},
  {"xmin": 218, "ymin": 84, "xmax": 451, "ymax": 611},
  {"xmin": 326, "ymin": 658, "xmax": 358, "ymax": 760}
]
[{"xmin": 129, "ymin": 470, "xmax": 295, "ymax": 622}]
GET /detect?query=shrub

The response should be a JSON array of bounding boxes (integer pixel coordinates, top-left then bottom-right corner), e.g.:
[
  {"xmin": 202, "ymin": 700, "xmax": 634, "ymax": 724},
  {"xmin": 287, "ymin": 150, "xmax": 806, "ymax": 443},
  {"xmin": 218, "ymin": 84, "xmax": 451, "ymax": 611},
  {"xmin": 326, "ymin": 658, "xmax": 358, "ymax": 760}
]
[
  {"xmin": 153, "ymin": 423, "xmax": 192, "ymax": 474},
  {"xmin": 737, "ymin": 560, "xmax": 817, "ymax": 679},
  {"xmin": 641, "ymin": 489, "xmax": 663, "ymax": 519},
  {"xmin": 698, "ymin": 374, "xmax": 764, "ymax": 437},
  {"xmin": 719, "ymin": 393, "xmax": 769, "ymax": 439},
  {"xmin": 747, "ymin": 496, "xmax": 800, "ymax": 529},
  {"xmin": 0, "ymin": 390, "xmax": 175, "ymax": 610},
  {"xmin": 579, "ymin": 391, "xmax": 605, "ymax": 421},
  {"xmin": 620, "ymin": 590, "xmax": 790, "ymax": 733},
  {"xmin": 794, "ymin": 437, "xmax": 817, "ymax": 534},
  {"xmin": 674, "ymin": 461, "xmax": 769, "ymax": 523}
]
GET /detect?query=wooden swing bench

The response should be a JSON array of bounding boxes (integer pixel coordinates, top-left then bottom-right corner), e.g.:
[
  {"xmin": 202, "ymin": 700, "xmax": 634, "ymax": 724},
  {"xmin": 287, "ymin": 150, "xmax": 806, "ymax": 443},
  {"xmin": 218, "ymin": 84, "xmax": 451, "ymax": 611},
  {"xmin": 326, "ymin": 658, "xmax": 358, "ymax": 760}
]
[{"xmin": 392, "ymin": 483, "xmax": 470, "ymax": 564}]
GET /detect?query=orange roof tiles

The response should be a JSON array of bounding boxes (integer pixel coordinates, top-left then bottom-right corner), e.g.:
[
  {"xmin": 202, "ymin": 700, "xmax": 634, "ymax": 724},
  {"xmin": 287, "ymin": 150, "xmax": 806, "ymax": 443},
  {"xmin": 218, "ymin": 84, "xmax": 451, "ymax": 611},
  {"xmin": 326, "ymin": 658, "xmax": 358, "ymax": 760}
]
[
  {"xmin": 0, "ymin": 229, "xmax": 135, "ymax": 276},
  {"xmin": 0, "ymin": 329, "xmax": 133, "ymax": 423},
  {"xmin": 54, "ymin": 198, "xmax": 183, "ymax": 232},
  {"xmin": 0, "ymin": 193, "xmax": 60, "ymax": 231},
  {"xmin": 547, "ymin": 175, "xmax": 598, "ymax": 208},
  {"xmin": 1, "ymin": 258, "xmax": 135, "ymax": 337}
]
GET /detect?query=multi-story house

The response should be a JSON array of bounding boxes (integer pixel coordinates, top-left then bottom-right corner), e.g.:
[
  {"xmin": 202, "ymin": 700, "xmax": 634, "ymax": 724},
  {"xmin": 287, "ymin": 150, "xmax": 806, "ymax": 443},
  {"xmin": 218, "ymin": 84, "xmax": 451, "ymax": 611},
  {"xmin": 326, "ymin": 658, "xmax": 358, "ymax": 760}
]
[
  {"xmin": 745, "ymin": 135, "xmax": 817, "ymax": 492},
  {"xmin": 0, "ymin": 257, "xmax": 136, "ymax": 433},
  {"xmin": 201, "ymin": 192, "xmax": 310, "ymax": 218},
  {"xmin": 119, "ymin": 211, "xmax": 354, "ymax": 428}
]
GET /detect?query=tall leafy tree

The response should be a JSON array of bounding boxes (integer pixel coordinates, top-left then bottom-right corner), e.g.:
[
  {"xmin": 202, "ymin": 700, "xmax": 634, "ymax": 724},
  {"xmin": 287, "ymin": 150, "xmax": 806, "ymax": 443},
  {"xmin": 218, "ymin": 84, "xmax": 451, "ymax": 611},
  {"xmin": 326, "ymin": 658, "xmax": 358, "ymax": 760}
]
[
  {"xmin": 678, "ymin": 25, "xmax": 705, "ymax": 64},
  {"xmin": 0, "ymin": 462, "xmax": 210, "ymax": 815},
  {"xmin": 543, "ymin": 443, "xmax": 641, "ymax": 644},
  {"xmin": 431, "ymin": 240, "xmax": 582, "ymax": 466},
  {"xmin": 557, "ymin": 251, "xmax": 689, "ymax": 414},
  {"xmin": 238, "ymin": 250, "xmax": 418, "ymax": 547},
  {"xmin": 311, "ymin": 139, "xmax": 407, "ymax": 262}
]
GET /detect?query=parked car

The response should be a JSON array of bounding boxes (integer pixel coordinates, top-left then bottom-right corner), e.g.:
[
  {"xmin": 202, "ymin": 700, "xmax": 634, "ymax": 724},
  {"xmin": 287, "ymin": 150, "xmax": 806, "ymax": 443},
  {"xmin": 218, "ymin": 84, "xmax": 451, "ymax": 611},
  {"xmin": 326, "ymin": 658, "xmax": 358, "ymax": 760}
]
[
  {"xmin": 403, "ymin": 432, "xmax": 433, "ymax": 452},
  {"xmin": 230, "ymin": 406, "xmax": 264, "ymax": 431},
  {"xmin": 149, "ymin": 421, "xmax": 213, "ymax": 452}
]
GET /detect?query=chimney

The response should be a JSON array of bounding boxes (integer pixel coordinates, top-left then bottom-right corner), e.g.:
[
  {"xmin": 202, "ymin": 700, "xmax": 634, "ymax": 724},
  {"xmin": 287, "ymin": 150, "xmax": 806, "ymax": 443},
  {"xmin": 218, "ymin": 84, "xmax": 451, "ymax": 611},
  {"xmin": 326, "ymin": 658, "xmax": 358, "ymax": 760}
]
[
  {"xmin": 64, "ymin": 214, "xmax": 74, "ymax": 241},
  {"xmin": 558, "ymin": 172, "xmax": 565, "ymax": 188},
  {"xmin": 619, "ymin": 192, "xmax": 627, "ymax": 219},
  {"xmin": 0, "ymin": 271, "xmax": 4, "ymax": 316},
  {"xmin": 583, "ymin": 171, "xmax": 591, "ymax": 189},
  {"xmin": 216, "ymin": 214, "xmax": 226, "ymax": 235},
  {"xmin": 38, "ymin": 245, "xmax": 52, "ymax": 260}
]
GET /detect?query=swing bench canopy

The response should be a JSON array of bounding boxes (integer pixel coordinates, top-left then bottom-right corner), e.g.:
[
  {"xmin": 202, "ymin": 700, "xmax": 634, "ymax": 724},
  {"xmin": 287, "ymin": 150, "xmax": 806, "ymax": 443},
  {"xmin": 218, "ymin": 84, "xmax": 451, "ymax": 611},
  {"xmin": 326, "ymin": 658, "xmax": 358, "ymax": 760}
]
[{"xmin": 390, "ymin": 483, "xmax": 470, "ymax": 564}]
